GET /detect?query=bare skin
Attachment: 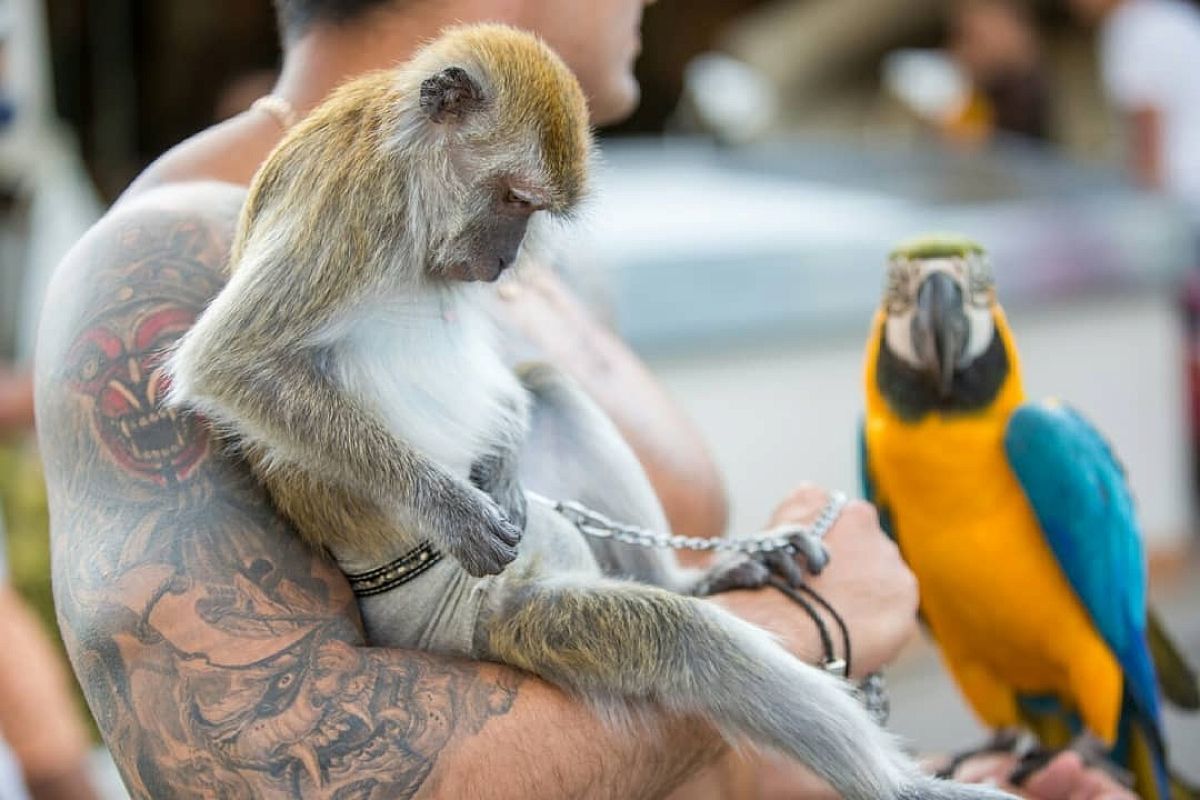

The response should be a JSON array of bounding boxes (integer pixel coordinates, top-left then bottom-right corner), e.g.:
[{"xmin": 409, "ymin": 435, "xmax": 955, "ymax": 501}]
[
  {"xmin": 951, "ymin": 753, "xmax": 1137, "ymax": 800},
  {"xmin": 1065, "ymin": 0, "xmax": 1165, "ymax": 191},
  {"xmin": 35, "ymin": 1, "xmax": 1123, "ymax": 794},
  {"xmin": 36, "ymin": 179, "xmax": 919, "ymax": 798}
]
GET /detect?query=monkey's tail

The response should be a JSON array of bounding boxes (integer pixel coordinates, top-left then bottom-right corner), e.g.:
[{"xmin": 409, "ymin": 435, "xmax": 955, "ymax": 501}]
[{"xmin": 482, "ymin": 574, "xmax": 1014, "ymax": 800}]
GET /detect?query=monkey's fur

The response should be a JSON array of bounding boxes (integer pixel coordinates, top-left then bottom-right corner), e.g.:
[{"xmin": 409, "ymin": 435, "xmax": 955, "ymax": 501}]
[{"xmin": 168, "ymin": 25, "xmax": 1013, "ymax": 800}]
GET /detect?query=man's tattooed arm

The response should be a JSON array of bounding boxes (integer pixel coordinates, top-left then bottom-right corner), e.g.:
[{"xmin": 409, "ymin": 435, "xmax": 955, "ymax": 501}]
[{"xmin": 34, "ymin": 184, "xmax": 723, "ymax": 800}]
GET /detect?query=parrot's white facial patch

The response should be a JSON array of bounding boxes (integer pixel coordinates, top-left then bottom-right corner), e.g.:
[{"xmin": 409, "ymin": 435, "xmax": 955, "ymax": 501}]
[
  {"xmin": 963, "ymin": 304, "xmax": 994, "ymax": 361},
  {"xmin": 884, "ymin": 313, "xmax": 922, "ymax": 368},
  {"xmin": 882, "ymin": 257, "xmax": 996, "ymax": 368}
]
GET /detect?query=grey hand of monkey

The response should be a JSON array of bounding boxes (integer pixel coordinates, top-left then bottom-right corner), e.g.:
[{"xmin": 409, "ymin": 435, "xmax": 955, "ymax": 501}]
[
  {"xmin": 441, "ymin": 492, "xmax": 523, "ymax": 577},
  {"xmin": 768, "ymin": 484, "xmax": 919, "ymax": 677}
]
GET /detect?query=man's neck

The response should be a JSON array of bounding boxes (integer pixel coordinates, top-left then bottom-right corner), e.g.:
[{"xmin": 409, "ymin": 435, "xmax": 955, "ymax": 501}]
[{"xmin": 272, "ymin": 7, "xmax": 513, "ymax": 120}]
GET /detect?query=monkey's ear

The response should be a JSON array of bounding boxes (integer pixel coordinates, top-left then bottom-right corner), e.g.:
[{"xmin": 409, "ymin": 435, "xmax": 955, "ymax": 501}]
[{"xmin": 420, "ymin": 66, "xmax": 486, "ymax": 124}]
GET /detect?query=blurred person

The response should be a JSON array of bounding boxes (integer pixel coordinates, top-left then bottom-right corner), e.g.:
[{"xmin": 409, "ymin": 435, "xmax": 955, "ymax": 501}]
[
  {"xmin": 212, "ymin": 69, "xmax": 281, "ymax": 122},
  {"xmin": 0, "ymin": 17, "xmax": 99, "ymax": 793},
  {"xmin": 0, "ymin": 370, "xmax": 33, "ymax": 434},
  {"xmin": 1066, "ymin": 0, "xmax": 1200, "ymax": 500},
  {"xmin": 35, "ymin": 1, "xmax": 1138, "ymax": 797},
  {"xmin": 946, "ymin": 0, "xmax": 1051, "ymax": 143},
  {"xmin": 1068, "ymin": 0, "xmax": 1200, "ymax": 222}
]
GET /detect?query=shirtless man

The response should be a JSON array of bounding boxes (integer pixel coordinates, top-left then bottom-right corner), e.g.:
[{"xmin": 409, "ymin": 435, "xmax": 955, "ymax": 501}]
[{"xmin": 33, "ymin": 1, "xmax": 1127, "ymax": 796}]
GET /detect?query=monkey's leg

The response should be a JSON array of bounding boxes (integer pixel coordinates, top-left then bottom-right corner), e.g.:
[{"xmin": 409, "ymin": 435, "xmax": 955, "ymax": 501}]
[
  {"xmin": 479, "ymin": 575, "xmax": 1015, "ymax": 800},
  {"xmin": 692, "ymin": 527, "xmax": 830, "ymax": 597},
  {"xmin": 516, "ymin": 362, "xmax": 698, "ymax": 590},
  {"xmin": 470, "ymin": 395, "xmax": 530, "ymax": 532}
]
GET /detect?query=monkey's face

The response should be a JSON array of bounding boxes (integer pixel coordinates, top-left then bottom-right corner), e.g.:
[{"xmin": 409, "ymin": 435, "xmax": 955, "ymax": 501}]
[
  {"xmin": 410, "ymin": 28, "xmax": 593, "ymax": 284},
  {"xmin": 440, "ymin": 180, "xmax": 546, "ymax": 284}
]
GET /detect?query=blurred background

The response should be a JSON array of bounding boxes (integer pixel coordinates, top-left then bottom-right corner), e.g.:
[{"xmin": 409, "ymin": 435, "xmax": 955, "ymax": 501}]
[{"xmin": 0, "ymin": 0, "xmax": 1197, "ymax": 796}]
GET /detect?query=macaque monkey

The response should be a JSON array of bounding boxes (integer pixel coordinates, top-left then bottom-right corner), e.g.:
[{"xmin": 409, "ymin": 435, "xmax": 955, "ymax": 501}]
[{"xmin": 167, "ymin": 25, "xmax": 1012, "ymax": 800}]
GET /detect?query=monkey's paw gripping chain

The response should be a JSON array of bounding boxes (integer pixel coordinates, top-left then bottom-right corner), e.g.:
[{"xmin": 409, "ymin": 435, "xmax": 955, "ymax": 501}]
[
  {"xmin": 527, "ymin": 491, "xmax": 849, "ymax": 555},
  {"xmin": 527, "ymin": 490, "xmax": 890, "ymax": 725}
]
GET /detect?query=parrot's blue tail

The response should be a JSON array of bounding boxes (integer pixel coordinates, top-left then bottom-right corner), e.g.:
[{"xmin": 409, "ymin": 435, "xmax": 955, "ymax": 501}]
[{"xmin": 1117, "ymin": 688, "xmax": 1170, "ymax": 800}]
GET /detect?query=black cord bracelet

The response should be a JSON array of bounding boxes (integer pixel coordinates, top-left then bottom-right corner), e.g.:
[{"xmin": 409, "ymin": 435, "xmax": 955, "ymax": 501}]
[
  {"xmin": 766, "ymin": 576, "xmax": 846, "ymax": 676},
  {"xmin": 798, "ymin": 584, "xmax": 852, "ymax": 679}
]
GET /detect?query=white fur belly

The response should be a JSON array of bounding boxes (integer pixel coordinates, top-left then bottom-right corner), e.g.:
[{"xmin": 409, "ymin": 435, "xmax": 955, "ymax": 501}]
[{"xmin": 329, "ymin": 290, "xmax": 522, "ymax": 479}]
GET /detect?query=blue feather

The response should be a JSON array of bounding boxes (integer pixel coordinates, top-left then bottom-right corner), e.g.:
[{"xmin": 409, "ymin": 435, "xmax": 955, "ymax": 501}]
[{"xmin": 1005, "ymin": 402, "xmax": 1167, "ymax": 795}]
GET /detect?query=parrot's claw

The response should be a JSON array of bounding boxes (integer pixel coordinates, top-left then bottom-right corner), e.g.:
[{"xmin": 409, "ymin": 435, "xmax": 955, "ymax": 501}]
[
  {"xmin": 1010, "ymin": 735, "xmax": 1132, "ymax": 788},
  {"xmin": 936, "ymin": 730, "xmax": 1025, "ymax": 780}
]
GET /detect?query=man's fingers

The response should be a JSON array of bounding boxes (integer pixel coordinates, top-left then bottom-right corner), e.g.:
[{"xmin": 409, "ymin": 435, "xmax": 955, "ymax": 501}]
[
  {"xmin": 1019, "ymin": 752, "xmax": 1136, "ymax": 800},
  {"xmin": 770, "ymin": 483, "xmax": 830, "ymax": 526}
]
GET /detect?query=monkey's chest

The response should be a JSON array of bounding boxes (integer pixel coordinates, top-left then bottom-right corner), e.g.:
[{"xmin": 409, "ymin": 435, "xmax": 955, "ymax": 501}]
[{"xmin": 333, "ymin": 304, "xmax": 525, "ymax": 479}]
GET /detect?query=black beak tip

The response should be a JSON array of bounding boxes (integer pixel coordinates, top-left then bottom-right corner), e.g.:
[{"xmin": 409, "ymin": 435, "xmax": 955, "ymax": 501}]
[{"xmin": 913, "ymin": 272, "xmax": 969, "ymax": 398}]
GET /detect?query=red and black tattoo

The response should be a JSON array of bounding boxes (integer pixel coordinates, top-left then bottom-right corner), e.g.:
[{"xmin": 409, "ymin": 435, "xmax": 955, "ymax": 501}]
[{"xmin": 37, "ymin": 200, "xmax": 521, "ymax": 799}]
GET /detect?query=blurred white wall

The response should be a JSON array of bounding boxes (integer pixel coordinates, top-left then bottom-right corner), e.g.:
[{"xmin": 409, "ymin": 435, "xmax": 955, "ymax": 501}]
[{"xmin": 650, "ymin": 292, "xmax": 1193, "ymax": 548}]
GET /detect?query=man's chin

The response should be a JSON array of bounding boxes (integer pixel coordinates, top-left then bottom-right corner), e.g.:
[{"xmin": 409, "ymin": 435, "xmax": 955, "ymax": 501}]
[{"xmin": 590, "ymin": 76, "xmax": 640, "ymax": 127}]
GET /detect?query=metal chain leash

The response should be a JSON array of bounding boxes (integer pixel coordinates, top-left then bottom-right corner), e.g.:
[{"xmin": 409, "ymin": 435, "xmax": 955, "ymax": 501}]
[
  {"xmin": 529, "ymin": 490, "xmax": 890, "ymax": 725},
  {"xmin": 527, "ymin": 491, "xmax": 849, "ymax": 555}
]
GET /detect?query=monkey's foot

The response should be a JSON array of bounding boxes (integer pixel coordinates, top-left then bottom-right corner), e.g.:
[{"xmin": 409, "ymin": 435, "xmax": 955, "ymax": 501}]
[
  {"xmin": 692, "ymin": 556, "xmax": 771, "ymax": 596},
  {"xmin": 692, "ymin": 531, "xmax": 830, "ymax": 595},
  {"xmin": 759, "ymin": 531, "xmax": 829, "ymax": 587}
]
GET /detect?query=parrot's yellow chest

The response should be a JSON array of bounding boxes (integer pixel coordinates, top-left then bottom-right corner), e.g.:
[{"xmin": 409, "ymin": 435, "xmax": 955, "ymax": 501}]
[{"xmin": 864, "ymin": 412, "xmax": 1123, "ymax": 740}]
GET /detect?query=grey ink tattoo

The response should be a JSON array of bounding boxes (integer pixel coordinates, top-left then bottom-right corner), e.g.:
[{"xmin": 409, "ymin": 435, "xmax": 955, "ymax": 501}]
[{"xmin": 40, "ymin": 207, "xmax": 522, "ymax": 799}]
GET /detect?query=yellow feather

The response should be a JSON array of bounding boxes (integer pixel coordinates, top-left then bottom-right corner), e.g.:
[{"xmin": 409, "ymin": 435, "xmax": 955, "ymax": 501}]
[{"xmin": 863, "ymin": 307, "xmax": 1124, "ymax": 745}]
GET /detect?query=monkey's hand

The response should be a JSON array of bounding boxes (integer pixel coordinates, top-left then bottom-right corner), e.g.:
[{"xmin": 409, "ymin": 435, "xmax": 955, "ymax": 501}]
[
  {"xmin": 469, "ymin": 455, "xmax": 528, "ymax": 533},
  {"xmin": 433, "ymin": 487, "xmax": 523, "ymax": 577}
]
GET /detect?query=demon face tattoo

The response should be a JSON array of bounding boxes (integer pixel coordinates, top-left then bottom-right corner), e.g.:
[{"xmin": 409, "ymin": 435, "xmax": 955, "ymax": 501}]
[{"xmin": 65, "ymin": 221, "xmax": 223, "ymax": 486}]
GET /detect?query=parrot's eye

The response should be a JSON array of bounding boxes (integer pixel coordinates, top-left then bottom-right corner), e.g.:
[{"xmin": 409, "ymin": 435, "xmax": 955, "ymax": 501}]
[
  {"xmin": 966, "ymin": 255, "xmax": 995, "ymax": 308},
  {"xmin": 884, "ymin": 260, "xmax": 917, "ymax": 314}
]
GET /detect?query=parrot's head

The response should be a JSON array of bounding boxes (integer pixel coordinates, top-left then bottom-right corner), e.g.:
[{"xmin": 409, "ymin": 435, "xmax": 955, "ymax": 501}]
[{"xmin": 873, "ymin": 234, "xmax": 1015, "ymax": 420}]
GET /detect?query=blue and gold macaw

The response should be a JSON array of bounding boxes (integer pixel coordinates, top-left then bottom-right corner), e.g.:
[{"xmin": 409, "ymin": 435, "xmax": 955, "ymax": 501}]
[{"xmin": 859, "ymin": 235, "xmax": 1197, "ymax": 799}]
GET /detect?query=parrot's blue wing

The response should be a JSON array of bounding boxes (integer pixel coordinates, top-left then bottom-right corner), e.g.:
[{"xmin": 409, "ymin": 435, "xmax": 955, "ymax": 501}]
[
  {"xmin": 1004, "ymin": 401, "xmax": 1162, "ymax": 735},
  {"xmin": 858, "ymin": 419, "xmax": 896, "ymax": 543}
]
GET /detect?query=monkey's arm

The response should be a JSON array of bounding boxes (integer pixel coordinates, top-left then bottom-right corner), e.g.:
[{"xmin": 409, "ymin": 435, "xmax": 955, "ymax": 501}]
[
  {"xmin": 175, "ymin": 290, "xmax": 521, "ymax": 575},
  {"xmin": 36, "ymin": 191, "xmax": 741, "ymax": 800}
]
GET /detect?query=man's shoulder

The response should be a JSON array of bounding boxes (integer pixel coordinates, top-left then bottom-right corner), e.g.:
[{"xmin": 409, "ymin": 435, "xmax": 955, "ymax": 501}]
[
  {"xmin": 56, "ymin": 179, "xmax": 245, "ymax": 299},
  {"xmin": 124, "ymin": 111, "xmax": 277, "ymax": 199},
  {"xmin": 34, "ymin": 181, "xmax": 245, "ymax": 377}
]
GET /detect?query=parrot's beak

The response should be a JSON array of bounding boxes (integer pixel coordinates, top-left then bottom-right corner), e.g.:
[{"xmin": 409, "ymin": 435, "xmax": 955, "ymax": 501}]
[{"xmin": 912, "ymin": 272, "xmax": 969, "ymax": 398}]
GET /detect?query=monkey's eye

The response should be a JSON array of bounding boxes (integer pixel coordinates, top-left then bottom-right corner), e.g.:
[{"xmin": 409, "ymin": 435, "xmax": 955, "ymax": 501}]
[
  {"xmin": 503, "ymin": 188, "xmax": 544, "ymax": 212},
  {"xmin": 505, "ymin": 189, "xmax": 532, "ymax": 207}
]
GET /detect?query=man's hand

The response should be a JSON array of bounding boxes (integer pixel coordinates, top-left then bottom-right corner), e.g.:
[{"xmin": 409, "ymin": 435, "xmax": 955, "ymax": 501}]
[
  {"xmin": 953, "ymin": 752, "xmax": 1137, "ymax": 800},
  {"xmin": 709, "ymin": 484, "xmax": 918, "ymax": 678},
  {"xmin": 769, "ymin": 484, "xmax": 920, "ymax": 676}
]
